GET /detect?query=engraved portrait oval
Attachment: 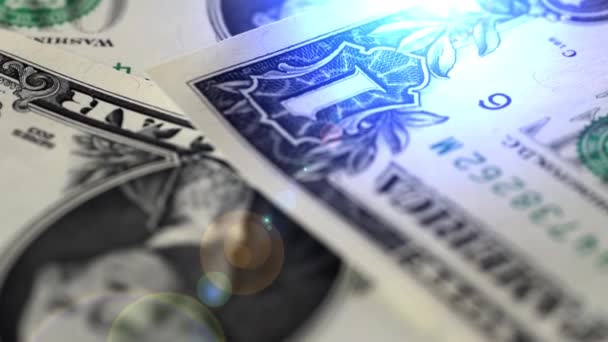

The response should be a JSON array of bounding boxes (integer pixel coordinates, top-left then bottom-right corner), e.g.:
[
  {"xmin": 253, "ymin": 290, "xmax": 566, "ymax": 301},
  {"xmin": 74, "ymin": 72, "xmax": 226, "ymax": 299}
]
[
  {"xmin": 0, "ymin": 159, "xmax": 342, "ymax": 342},
  {"xmin": 541, "ymin": 0, "xmax": 608, "ymax": 21},
  {"xmin": 208, "ymin": 0, "xmax": 329, "ymax": 38}
]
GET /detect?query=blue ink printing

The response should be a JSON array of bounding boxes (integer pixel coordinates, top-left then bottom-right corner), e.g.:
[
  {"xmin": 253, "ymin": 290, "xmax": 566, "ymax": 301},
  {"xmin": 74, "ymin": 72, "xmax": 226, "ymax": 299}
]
[{"xmin": 191, "ymin": 2, "xmax": 608, "ymax": 340}]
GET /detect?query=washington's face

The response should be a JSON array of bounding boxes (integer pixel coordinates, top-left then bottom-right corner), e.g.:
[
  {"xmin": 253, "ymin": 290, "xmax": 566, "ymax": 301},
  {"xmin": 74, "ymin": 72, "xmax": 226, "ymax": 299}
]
[
  {"xmin": 18, "ymin": 249, "xmax": 180, "ymax": 342},
  {"xmin": 172, "ymin": 160, "xmax": 251, "ymax": 227},
  {"xmin": 109, "ymin": 296, "xmax": 222, "ymax": 342}
]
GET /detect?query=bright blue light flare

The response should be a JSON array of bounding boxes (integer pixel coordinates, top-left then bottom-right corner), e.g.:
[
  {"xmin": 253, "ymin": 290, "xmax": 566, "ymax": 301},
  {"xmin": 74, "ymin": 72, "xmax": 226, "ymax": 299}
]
[
  {"xmin": 420, "ymin": 0, "xmax": 482, "ymax": 17},
  {"xmin": 197, "ymin": 273, "xmax": 232, "ymax": 308},
  {"xmin": 357, "ymin": 0, "xmax": 483, "ymax": 17}
]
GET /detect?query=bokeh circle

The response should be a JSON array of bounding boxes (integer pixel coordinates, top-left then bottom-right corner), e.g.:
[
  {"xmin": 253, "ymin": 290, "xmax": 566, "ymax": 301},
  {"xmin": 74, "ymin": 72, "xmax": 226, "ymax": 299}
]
[
  {"xmin": 200, "ymin": 210, "xmax": 284, "ymax": 295},
  {"xmin": 197, "ymin": 272, "xmax": 232, "ymax": 308},
  {"xmin": 109, "ymin": 293, "xmax": 225, "ymax": 342}
]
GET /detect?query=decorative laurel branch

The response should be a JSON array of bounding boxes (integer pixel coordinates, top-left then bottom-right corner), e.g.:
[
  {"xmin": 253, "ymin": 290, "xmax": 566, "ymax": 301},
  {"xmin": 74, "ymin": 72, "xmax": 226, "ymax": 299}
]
[
  {"xmin": 294, "ymin": 0, "xmax": 536, "ymax": 181},
  {"xmin": 210, "ymin": 1, "xmax": 537, "ymax": 181},
  {"xmin": 295, "ymin": 108, "xmax": 447, "ymax": 181},
  {"xmin": 370, "ymin": 0, "xmax": 534, "ymax": 79}
]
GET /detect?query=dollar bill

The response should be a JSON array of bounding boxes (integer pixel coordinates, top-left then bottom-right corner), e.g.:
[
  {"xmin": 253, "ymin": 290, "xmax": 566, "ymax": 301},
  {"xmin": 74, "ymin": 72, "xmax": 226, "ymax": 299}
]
[
  {"xmin": 150, "ymin": 0, "xmax": 608, "ymax": 341},
  {"xmin": 0, "ymin": 29, "xmax": 419, "ymax": 342}
]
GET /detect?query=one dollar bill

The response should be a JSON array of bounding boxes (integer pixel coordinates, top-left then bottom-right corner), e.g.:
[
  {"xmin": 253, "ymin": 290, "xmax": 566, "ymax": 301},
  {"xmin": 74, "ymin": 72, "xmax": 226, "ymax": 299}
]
[
  {"xmin": 0, "ymin": 29, "xmax": 418, "ymax": 342},
  {"xmin": 150, "ymin": 1, "xmax": 608, "ymax": 341}
]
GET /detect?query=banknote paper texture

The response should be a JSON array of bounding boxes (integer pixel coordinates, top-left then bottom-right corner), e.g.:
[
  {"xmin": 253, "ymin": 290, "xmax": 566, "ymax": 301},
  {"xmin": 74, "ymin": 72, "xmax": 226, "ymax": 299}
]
[
  {"xmin": 0, "ymin": 30, "xmax": 421, "ymax": 342},
  {"xmin": 151, "ymin": 1, "xmax": 608, "ymax": 341},
  {"xmin": 0, "ymin": 0, "xmax": 214, "ymax": 76},
  {"xmin": 0, "ymin": 0, "xmax": 355, "ymax": 77}
]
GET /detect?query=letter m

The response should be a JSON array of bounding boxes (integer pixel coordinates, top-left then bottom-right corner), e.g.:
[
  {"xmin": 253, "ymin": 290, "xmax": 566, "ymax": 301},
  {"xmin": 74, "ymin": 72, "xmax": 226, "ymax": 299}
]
[{"xmin": 431, "ymin": 137, "xmax": 463, "ymax": 156}]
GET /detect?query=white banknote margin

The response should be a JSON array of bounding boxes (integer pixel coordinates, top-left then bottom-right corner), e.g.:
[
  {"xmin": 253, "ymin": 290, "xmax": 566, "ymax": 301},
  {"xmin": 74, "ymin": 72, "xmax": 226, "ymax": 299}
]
[{"xmin": 149, "ymin": 2, "xmax": 485, "ymax": 341}]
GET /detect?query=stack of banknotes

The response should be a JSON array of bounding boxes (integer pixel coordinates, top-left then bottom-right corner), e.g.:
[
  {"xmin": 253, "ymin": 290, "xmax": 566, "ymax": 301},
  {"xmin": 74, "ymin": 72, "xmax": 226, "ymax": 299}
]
[{"xmin": 0, "ymin": 0, "xmax": 606, "ymax": 341}]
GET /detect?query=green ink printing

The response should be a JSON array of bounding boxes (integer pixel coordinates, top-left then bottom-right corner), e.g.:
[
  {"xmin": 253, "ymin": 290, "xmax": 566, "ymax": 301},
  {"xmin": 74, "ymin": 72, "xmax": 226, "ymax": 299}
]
[{"xmin": 578, "ymin": 116, "xmax": 608, "ymax": 180}]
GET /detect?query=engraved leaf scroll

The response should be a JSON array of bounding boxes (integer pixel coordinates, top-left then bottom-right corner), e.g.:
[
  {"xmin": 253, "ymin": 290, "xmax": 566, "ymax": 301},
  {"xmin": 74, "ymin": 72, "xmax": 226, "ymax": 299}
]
[
  {"xmin": 293, "ymin": 1, "xmax": 531, "ymax": 181},
  {"xmin": 1, "ymin": 60, "xmax": 60, "ymax": 111}
]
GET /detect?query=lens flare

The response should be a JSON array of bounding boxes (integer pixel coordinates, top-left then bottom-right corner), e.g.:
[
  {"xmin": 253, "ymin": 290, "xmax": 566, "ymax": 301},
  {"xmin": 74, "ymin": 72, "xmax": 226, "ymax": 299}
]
[
  {"xmin": 109, "ymin": 293, "xmax": 225, "ymax": 342},
  {"xmin": 320, "ymin": 122, "xmax": 344, "ymax": 143},
  {"xmin": 421, "ymin": 0, "xmax": 481, "ymax": 17},
  {"xmin": 197, "ymin": 272, "xmax": 232, "ymax": 308},
  {"xmin": 200, "ymin": 210, "xmax": 284, "ymax": 295}
]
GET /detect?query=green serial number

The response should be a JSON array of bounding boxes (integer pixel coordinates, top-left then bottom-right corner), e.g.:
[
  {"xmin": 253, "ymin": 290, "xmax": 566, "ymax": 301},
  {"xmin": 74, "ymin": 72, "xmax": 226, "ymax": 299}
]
[{"xmin": 451, "ymin": 150, "xmax": 608, "ymax": 272}]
